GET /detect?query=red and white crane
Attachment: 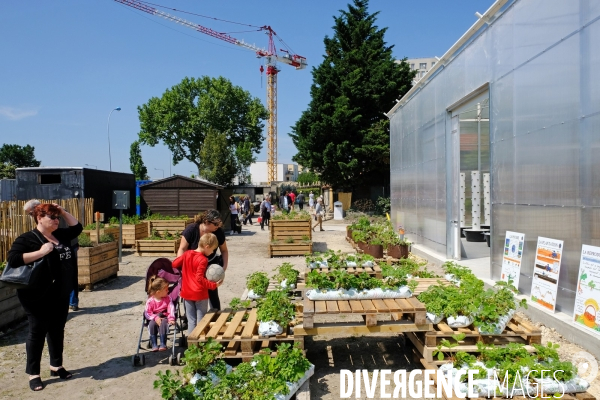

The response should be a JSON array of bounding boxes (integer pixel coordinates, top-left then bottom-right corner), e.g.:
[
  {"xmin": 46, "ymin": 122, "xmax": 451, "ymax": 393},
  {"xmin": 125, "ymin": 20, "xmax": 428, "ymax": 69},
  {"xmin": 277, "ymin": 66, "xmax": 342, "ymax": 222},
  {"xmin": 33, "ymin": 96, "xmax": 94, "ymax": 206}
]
[{"xmin": 114, "ymin": 0, "xmax": 308, "ymax": 183}]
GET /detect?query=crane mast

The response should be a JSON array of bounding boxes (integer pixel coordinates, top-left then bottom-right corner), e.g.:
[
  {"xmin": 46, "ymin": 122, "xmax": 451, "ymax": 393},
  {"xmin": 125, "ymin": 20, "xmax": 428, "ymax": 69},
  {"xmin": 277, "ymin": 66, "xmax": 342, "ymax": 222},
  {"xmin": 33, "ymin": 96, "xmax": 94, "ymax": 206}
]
[{"xmin": 114, "ymin": 0, "xmax": 307, "ymax": 184}]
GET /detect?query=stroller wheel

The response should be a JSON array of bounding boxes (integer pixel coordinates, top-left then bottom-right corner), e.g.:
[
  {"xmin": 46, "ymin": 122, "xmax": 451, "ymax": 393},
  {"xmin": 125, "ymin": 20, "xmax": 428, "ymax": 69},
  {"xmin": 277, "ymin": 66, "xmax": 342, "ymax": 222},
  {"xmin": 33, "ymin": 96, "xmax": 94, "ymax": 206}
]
[
  {"xmin": 168, "ymin": 355, "xmax": 174, "ymax": 366},
  {"xmin": 177, "ymin": 352, "xmax": 182, "ymax": 365},
  {"xmin": 132, "ymin": 355, "xmax": 139, "ymax": 367},
  {"xmin": 140, "ymin": 354, "xmax": 145, "ymax": 366}
]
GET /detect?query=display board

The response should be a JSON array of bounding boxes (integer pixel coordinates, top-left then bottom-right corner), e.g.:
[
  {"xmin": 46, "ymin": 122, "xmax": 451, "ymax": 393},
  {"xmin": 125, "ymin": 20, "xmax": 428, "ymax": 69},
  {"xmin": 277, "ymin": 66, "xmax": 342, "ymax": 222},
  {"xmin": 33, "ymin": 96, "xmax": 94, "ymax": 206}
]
[
  {"xmin": 500, "ymin": 231, "xmax": 525, "ymax": 288},
  {"xmin": 573, "ymin": 245, "xmax": 600, "ymax": 335},
  {"xmin": 530, "ymin": 237, "xmax": 564, "ymax": 312}
]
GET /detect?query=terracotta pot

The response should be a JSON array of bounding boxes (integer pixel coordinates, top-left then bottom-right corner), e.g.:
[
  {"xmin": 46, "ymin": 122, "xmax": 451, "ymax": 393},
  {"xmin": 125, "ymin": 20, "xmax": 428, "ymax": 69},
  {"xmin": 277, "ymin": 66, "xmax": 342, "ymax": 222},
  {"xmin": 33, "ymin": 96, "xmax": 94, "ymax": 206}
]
[
  {"xmin": 357, "ymin": 241, "xmax": 368, "ymax": 251},
  {"xmin": 364, "ymin": 244, "xmax": 383, "ymax": 259},
  {"xmin": 387, "ymin": 244, "xmax": 409, "ymax": 259},
  {"xmin": 346, "ymin": 226, "xmax": 353, "ymax": 239}
]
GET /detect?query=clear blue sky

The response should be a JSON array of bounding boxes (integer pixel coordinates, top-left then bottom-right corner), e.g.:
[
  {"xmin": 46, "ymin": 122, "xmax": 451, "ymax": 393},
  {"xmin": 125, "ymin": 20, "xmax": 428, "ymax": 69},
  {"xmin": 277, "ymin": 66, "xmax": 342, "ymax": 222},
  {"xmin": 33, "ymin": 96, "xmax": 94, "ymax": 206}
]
[{"xmin": 0, "ymin": 0, "xmax": 494, "ymax": 179}]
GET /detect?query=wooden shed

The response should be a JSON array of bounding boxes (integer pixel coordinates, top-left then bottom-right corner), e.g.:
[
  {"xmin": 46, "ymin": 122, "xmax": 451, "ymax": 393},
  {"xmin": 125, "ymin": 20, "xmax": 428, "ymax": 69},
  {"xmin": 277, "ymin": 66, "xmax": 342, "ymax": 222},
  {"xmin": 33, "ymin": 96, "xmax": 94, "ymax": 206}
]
[{"xmin": 139, "ymin": 175, "xmax": 223, "ymax": 217}]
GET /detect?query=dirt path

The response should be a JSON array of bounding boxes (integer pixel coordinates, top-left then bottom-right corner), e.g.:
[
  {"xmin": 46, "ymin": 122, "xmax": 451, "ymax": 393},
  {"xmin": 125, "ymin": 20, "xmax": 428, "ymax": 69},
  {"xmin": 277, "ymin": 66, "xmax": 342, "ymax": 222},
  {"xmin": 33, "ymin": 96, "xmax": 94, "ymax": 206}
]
[{"xmin": 0, "ymin": 218, "xmax": 599, "ymax": 399}]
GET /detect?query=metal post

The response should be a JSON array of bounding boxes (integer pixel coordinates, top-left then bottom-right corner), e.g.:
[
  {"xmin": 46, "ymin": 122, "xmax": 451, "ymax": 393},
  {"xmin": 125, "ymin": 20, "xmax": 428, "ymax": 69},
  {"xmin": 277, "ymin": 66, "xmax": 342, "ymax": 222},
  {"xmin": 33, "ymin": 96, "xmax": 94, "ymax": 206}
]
[{"xmin": 119, "ymin": 209, "xmax": 123, "ymax": 263}]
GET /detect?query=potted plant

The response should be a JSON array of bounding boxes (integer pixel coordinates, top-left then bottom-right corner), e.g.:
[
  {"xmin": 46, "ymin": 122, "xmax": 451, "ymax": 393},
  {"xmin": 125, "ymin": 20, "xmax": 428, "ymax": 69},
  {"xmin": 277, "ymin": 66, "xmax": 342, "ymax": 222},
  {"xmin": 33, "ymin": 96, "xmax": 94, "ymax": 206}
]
[
  {"xmin": 256, "ymin": 290, "xmax": 295, "ymax": 336},
  {"xmin": 363, "ymin": 238, "xmax": 384, "ymax": 258},
  {"xmin": 246, "ymin": 272, "xmax": 270, "ymax": 298},
  {"xmin": 352, "ymin": 230, "xmax": 369, "ymax": 250}
]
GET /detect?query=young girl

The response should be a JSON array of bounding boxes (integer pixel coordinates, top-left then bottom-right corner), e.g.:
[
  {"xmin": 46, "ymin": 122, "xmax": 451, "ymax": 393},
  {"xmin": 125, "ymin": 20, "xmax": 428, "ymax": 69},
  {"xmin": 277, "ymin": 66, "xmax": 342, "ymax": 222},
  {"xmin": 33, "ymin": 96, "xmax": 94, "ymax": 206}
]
[
  {"xmin": 172, "ymin": 233, "xmax": 223, "ymax": 335},
  {"xmin": 145, "ymin": 277, "xmax": 175, "ymax": 351}
]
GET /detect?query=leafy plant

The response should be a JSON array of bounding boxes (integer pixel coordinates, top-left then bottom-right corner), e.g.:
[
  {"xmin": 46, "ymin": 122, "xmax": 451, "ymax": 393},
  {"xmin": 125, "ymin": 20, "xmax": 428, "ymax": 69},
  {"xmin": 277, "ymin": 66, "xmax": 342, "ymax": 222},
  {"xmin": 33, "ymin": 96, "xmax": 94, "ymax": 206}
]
[
  {"xmin": 0, "ymin": 261, "xmax": 6, "ymax": 274},
  {"xmin": 285, "ymin": 236, "xmax": 295, "ymax": 244},
  {"xmin": 246, "ymin": 272, "xmax": 269, "ymax": 296},
  {"xmin": 99, "ymin": 233, "xmax": 115, "ymax": 243},
  {"xmin": 78, "ymin": 233, "xmax": 93, "ymax": 247},
  {"xmin": 256, "ymin": 290, "xmax": 295, "ymax": 327},
  {"xmin": 432, "ymin": 333, "xmax": 466, "ymax": 362},
  {"xmin": 272, "ymin": 263, "xmax": 300, "ymax": 285},
  {"xmin": 229, "ymin": 297, "xmax": 251, "ymax": 310},
  {"xmin": 182, "ymin": 339, "xmax": 223, "ymax": 376},
  {"xmin": 301, "ymin": 235, "xmax": 310, "ymax": 242}
]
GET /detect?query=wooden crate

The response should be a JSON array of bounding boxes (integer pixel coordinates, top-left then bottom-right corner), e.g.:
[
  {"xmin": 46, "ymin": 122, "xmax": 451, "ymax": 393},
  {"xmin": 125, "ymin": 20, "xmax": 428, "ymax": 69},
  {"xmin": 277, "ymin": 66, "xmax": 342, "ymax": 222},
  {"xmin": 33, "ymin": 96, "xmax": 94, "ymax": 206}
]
[
  {"xmin": 78, "ymin": 241, "xmax": 119, "ymax": 291},
  {"xmin": 295, "ymin": 296, "xmax": 431, "ymax": 336},
  {"xmin": 268, "ymin": 242, "xmax": 312, "ymax": 257},
  {"xmin": 420, "ymin": 358, "xmax": 597, "ymax": 400},
  {"xmin": 121, "ymin": 223, "xmax": 148, "ymax": 247},
  {"xmin": 406, "ymin": 314, "xmax": 542, "ymax": 364},
  {"xmin": 0, "ymin": 281, "xmax": 26, "ymax": 330},
  {"xmin": 270, "ymin": 219, "xmax": 312, "ymax": 242},
  {"xmin": 187, "ymin": 308, "xmax": 304, "ymax": 361},
  {"xmin": 147, "ymin": 219, "xmax": 193, "ymax": 236},
  {"xmin": 305, "ymin": 264, "xmax": 383, "ymax": 279},
  {"xmin": 82, "ymin": 226, "xmax": 120, "ymax": 243},
  {"xmin": 135, "ymin": 238, "xmax": 181, "ymax": 256}
]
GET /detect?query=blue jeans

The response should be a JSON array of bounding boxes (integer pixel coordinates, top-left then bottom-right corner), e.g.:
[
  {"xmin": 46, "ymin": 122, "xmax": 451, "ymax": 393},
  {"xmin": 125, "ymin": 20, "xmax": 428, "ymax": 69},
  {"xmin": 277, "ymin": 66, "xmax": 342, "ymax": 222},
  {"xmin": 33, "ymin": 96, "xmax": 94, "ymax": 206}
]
[{"xmin": 69, "ymin": 288, "xmax": 79, "ymax": 307}]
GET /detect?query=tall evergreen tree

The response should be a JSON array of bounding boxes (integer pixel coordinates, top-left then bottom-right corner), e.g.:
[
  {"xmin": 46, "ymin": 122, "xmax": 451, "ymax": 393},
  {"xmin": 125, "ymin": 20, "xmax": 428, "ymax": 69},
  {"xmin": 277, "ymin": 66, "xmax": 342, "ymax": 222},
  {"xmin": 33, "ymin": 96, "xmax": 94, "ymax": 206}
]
[
  {"xmin": 129, "ymin": 140, "xmax": 149, "ymax": 180},
  {"xmin": 290, "ymin": 0, "xmax": 415, "ymax": 190}
]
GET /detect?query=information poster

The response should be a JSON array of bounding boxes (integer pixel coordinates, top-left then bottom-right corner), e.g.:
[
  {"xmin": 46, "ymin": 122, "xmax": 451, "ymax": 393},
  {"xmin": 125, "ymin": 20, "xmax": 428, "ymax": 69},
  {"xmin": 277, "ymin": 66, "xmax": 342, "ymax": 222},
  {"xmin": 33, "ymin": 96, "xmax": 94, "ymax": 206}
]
[
  {"xmin": 530, "ymin": 237, "xmax": 564, "ymax": 312},
  {"xmin": 500, "ymin": 231, "xmax": 525, "ymax": 288},
  {"xmin": 573, "ymin": 245, "xmax": 600, "ymax": 335}
]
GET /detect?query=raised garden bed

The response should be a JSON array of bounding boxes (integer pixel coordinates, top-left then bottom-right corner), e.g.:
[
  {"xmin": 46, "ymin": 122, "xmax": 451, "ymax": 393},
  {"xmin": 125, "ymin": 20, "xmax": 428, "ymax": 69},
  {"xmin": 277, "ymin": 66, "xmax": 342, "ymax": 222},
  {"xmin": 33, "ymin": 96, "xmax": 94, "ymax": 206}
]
[
  {"xmin": 268, "ymin": 242, "xmax": 312, "ymax": 257},
  {"xmin": 146, "ymin": 218, "xmax": 193, "ymax": 236},
  {"xmin": 0, "ymin": 281, "xmax": 26, "ymax": 330},
  {"xmin": 121, "ymin": 223, "xmax": 148, "ymax": 247},
  {"xmin": 270, "ymin": 219, "xmax": 312, "ymax": 242},
  {"xmin": 135, "ymin": 237, "xmax": 181, "ymax": 256},
  {"xmin": 187, "ymin": 308, "xmax": 304, "ymax": 362},
  {"xmin": 406, "ymin": 314, "xmax": 542, "ymax": 364},
  {"xmin": 78, "ymin": 241, "xmax": 119, "ymax": 291}
]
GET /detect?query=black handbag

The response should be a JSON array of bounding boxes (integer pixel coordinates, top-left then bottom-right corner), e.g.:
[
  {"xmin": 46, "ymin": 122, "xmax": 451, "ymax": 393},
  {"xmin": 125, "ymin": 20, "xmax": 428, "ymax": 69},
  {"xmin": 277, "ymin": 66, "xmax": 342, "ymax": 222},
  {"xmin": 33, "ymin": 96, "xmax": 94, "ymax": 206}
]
[{"xmin": 0, "ymin": 231, "xmax": 48, "ymax": 289}]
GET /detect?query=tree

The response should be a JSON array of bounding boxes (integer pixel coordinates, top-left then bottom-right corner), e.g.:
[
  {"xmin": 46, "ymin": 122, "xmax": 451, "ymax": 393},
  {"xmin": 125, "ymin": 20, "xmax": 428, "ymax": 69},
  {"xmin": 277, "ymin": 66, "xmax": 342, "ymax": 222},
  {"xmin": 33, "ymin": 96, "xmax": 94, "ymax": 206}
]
[
  {"xmin": 129, "ymin": 140, "xmax": 149, "ymax": 180},
  {"xmin": 137, "ymin": 76, "xmax": 268, "ymax": 184},
  {"xmin": 199, "ymin": 128, "xmax": 237, "ymax": 186},
  {"xmin": 297, "ymin": 170, "xmax": 320, "ymax": 185},
  {"xmin": 0, "ymin": 144, "xmax": 41, "ymax": 179},
  {"xmin": 235, "ymin": 142, "xmax": 256, "ymax": 184},
  {"xmin": 289, "ymin": 0, "xmax": 415, "ymax": 190}
]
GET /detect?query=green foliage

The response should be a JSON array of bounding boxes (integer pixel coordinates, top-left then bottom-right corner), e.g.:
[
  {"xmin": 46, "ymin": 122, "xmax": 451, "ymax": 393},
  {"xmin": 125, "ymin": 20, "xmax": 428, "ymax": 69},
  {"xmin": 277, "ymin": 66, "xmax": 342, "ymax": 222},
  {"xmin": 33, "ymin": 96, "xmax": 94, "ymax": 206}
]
[
  {"xmin": 351, "ymin": 199, "xmax": 376, "ymax": 213},
  {"xmin": 229, "ymin": 297, "xmax": 251, "ymax": 310},
  {"xmin": 306, "ymin": 269, "xmax": 407, "ymax": 291},
  {"xmin": 375, "ymin": 196, "xmax": 391, "ymax": 215},
  {"xmin": 142, "ymin": 212, "xmax": 189, "ymax": 220},
  {"xmin": 473, "ymin": 280, "xmax": 528, "ymax": 333},
  {"xmin": 256, "ymin": 290, "xmax": 295, "ymax": 327},
  {"xmin": 289, "ymin": 0, "xmax": 415, "ymax": 190},
  {"xmin": 246, "ymin": 272, "xmax": 269, "ymax": 296},
  {"xmin": 285, "ymin": 236, "xmax": 294, "ymax": 244},
  {"xmin": 0, "ymin": 261, "xmax": 6, "ymax": 274},
  {"xmin": 271, "ymin": 210, "xmax": 311, "ymax": 221},
  {"xmin": 77, "ymin": 233, "xmax": 93, "ymax": 247},
  {"xmin": 0, "ymin": 144, "xmax": 40, "ymax": 178},
  {"xmin": 432, "ymin": 333, "xmax": 466, "ymax": 362},
  {"xmin": 99, "ymin": 233, "xmax": 114, "ymax": 243},
  {"xmin": 182, "ymin": 339, "xmax": 223, "ymax": 376},
  {"xmin": 296, "ymin": 171, "xmax": 320, "ymax": 185},
  {"xmin": 129, "ymin": 140, "xmax": 149, "ymax": 180},
  {"xmin": 199, "ymin": 127, "xmax": 237, "ymax": 186},
  {"xmin": 137, "ymin": 76, "xmax": 268, "ymax": 186},
  {"xmin": 272, "ymin": 263, "xmax": 300, "ymax": 285}
]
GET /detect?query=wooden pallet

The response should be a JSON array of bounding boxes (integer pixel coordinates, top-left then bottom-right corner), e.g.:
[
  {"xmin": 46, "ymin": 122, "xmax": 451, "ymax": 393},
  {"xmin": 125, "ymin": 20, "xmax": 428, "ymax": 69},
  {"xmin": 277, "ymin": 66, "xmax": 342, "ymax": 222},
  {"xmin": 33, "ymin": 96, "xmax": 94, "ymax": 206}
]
[
  {"xmin": 406, "ymin": 314, "xmax": 542, "ymax": 364},
  {"xmin": 411, "ymin": 278, "xmax": 451, "ymax": 295},
  {"xmin": 420, "ymin": 358, "xmax": 596, "ymax": 400},
  {"xmin": 187, "ymin": 308, "xmax": 304, "ymax": 361},
  {"xmin": 296, "ymin": 296, "xmax": 431, "ymax": 336},
  {"xmin": 305, "ymin": 263, "xmax": 383, "ymax": 279}
]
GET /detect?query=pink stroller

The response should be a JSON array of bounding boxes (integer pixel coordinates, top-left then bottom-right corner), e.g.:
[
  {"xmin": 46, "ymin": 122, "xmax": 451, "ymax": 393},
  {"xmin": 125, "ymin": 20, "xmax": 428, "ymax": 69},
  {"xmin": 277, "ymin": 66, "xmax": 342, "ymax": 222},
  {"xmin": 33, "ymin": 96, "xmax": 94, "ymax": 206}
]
[{"xmin": 132, "ymin": 258, "xmax": 186, "ymax": 366}]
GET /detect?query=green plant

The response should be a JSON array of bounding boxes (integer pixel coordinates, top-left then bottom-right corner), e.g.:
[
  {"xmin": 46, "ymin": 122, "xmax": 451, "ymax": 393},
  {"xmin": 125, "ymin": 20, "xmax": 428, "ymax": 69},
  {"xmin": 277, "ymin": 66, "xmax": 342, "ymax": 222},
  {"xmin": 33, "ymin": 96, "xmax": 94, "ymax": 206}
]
[
  {"xmin": 99, "ymin": 233, "xmax": 114, "ymax": 243},
  {"xmin": 246, "ymin": 272, "xmax": 269, "ymax": 296},
  {"xmin": 256, "ymin": 290, "xmax": 295, "ymax": 327},
  {"xmin": 83, "ymin": 222, "xmax": 104, "ymax": 230},
  {"xmin": 182, "ymin": 339, "xmax": 223, "ymax": 376},
  {"xmin": 375, "ymin": 196, "xmax": 390, "ymax": 215},
  {"xmin": 432, "ymin": 333, "xmax": 466, "ymax": 362},
  {"xmin": 0, "ymin": 261, "xmax": 6, "ymax": 274},
  {"xmin": 351, "ymin": 199, "xmax": 375, "ymax": 213},
  {"xmin": 229, "ymin": 297, "xmax": 251, "ymax": 310},
  {"xmin": 473, "ymin": 280, "xmax": 527, "ymax": 333},
  {"xmin": 272, "ymin": 263, "xmax": 300, "ymax": 285},
  {"xmin": 77, "ymin": 233, "xmax": 93, "ymax": 247},
  {"xmin": 285, "ymin": 236, "xmax": 295, "ymax": 244},
  {"xmin": 301, "ymin": 235, "xmax": 310, "ymax": 242}
]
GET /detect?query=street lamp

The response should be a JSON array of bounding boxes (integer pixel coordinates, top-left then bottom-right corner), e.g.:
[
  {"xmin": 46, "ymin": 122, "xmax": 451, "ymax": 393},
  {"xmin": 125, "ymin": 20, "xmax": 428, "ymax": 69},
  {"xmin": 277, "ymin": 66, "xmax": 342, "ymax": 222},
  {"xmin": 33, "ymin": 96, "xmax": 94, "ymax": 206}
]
[
  {"xmin": 107, "ymin": 107, "xmax": 121, "ymax": 171},
  {"xmin": 154, "ymin": 168, "xmax": 164, "ymax": 178},
  {"xmin": 85, "ymin": 164, "xmax": 97, "ymax": 169}
]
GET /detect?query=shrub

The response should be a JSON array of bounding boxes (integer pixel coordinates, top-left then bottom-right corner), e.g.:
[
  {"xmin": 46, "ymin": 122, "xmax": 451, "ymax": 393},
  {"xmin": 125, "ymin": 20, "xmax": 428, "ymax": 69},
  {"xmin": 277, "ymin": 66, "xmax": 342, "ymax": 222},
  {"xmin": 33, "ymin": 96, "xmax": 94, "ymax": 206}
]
[
  {"xmin": 351, "ymin": 199, "xmax": 375, "ymax": 213},
  {"xmin": 78, "ymin": 233, "xmax": 93, "ymax": 247},
  {"xmin": 99, "ymin": 233, "xmax": 115, "ymax": 243}
]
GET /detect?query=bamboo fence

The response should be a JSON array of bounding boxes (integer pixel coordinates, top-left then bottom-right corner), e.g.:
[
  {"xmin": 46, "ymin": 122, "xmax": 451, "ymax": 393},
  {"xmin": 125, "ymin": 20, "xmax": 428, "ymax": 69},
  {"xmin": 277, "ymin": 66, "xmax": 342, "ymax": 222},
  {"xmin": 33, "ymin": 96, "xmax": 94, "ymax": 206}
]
[{"xmin": 0, "ymin": 198, "xmax": 94, "ymax": 264}]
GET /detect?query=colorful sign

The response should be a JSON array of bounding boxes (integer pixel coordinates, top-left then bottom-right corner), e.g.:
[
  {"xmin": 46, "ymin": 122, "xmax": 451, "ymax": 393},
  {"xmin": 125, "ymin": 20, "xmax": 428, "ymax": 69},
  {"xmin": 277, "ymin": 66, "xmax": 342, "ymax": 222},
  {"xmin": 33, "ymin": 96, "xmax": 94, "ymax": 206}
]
[
  {"xmin": 530, "ymin": 237, "xmax": 563, "ymax": 312},
  {"xmin": 573, "ymin": 245, "xmax": 600, "ymax": 335},
  {"xmin": 500, "ymin": 231, "xmax": 525, "ymax": 288}
]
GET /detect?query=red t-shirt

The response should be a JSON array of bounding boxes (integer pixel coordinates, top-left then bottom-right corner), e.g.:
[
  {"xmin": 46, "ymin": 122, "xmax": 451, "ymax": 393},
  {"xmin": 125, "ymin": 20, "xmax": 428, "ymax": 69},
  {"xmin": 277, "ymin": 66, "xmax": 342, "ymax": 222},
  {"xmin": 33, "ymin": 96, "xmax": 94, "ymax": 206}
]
[
  {"xmin": 289, "ymin": 192, "xmax": 296, "ymax": 204},
  {"xmin": 172, "ymin": 250, "xmax": 218, "ymax": 301}
]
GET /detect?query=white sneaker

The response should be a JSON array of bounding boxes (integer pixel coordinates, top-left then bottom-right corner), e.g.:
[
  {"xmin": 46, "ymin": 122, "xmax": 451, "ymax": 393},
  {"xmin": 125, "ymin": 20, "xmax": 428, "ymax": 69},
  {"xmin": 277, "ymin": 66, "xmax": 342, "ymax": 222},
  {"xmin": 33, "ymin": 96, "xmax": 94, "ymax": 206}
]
[{"xmin": 230, "ymin": 231, "xmax": 234, "ymax": 235}]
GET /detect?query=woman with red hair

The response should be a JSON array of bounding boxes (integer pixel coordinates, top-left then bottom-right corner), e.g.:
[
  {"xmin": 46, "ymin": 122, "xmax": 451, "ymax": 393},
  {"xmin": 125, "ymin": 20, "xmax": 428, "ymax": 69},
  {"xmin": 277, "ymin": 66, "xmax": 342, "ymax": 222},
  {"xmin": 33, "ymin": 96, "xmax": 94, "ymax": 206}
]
[{"xmin": 7, "ymin": 203, "xmax": 82, "ymax": 391}]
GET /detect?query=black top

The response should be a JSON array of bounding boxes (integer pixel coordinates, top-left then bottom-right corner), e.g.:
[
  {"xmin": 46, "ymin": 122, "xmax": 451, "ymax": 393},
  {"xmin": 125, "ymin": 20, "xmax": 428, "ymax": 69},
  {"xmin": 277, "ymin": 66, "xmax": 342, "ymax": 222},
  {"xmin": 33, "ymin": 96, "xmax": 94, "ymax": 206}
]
[
  {"xmin": 297, "ymin": 193, "xmax": 305, "ymax": 204},
  {"xmin": 7, "ymin": 223, "xmax": 83, "ymax": 297},
  {"xmin": 182, "ymin": 223, "xmax": 225, "ymax": 261}
]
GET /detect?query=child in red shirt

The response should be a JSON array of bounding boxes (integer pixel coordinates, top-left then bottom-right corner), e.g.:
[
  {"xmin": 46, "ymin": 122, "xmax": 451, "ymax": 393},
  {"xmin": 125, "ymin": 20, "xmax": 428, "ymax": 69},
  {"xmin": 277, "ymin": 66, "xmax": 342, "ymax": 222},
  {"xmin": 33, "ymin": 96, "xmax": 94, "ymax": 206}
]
[{"xmin": 172, "ymin": 233, "xmax": 223, "ymax": 335}]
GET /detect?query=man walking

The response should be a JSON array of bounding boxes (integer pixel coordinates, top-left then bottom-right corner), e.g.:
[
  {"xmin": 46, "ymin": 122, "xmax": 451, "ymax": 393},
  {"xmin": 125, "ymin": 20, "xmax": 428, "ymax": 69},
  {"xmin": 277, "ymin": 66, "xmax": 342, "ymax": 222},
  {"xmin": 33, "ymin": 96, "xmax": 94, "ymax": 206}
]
[
  {"xmin": 289, "ymin": 191, "xmax": 296, "ymax": 212},
  {"xmin": 297, "ymin": 192, "xmax": 305, "ymax": 211}
]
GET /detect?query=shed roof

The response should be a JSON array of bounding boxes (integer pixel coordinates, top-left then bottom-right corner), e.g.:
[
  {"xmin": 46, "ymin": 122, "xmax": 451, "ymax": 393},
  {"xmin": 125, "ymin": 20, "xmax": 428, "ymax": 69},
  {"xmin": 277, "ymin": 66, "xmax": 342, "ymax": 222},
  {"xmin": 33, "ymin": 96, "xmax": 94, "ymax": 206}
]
[{"xmin": 138, "ymin": 174, "xmax": 224, "ymax": 190}]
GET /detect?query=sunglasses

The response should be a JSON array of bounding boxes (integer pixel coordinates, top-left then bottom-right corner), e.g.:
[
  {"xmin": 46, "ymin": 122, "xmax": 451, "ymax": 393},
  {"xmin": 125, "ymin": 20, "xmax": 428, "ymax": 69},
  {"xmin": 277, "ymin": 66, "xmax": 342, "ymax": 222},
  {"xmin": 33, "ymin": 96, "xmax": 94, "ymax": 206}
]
[{"xmin": 46, "ymin": 215, "xmax": 60, "ymax": 220}]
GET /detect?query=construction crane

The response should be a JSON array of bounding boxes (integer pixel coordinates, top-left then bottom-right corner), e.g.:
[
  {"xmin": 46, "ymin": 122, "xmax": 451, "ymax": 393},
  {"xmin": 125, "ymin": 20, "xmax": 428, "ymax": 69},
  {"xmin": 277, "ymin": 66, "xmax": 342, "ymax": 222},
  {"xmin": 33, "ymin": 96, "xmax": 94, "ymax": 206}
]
[{"xmin": 114, "ymin": 0, "xmax": 308, "ymax": 183}]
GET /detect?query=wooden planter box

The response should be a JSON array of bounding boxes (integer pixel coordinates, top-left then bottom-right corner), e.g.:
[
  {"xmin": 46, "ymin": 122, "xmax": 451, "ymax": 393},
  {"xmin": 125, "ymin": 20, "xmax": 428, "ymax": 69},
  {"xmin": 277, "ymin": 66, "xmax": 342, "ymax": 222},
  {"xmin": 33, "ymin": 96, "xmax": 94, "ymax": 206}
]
[
  {"xmin": 146, "ymin": 219, "xmax": 194, "ymax": 237},
  {"xmin": 78, "ymin": 241, "xmax": 119, "ymax": 291},
  {"xmin": 121, "ymin": 223, "xmax": 148, "ymax": 247},
  {"xmin": 82, "ymin": 226, "xmax": 120, "ymax": 243},
  {"xmin": 268, "ymin": 241, "xmax": 312, "ymax": 257},
  {"xmin": 0, "ymin": 281, "xmax": 26, "ymax": 330},
  {"xmin": 135, "ymin": 238, "xmax": 181, "ymax": 257},
  {"xmin": 270, "ymin": 219, "xmax": 312, "ymax": 242}
]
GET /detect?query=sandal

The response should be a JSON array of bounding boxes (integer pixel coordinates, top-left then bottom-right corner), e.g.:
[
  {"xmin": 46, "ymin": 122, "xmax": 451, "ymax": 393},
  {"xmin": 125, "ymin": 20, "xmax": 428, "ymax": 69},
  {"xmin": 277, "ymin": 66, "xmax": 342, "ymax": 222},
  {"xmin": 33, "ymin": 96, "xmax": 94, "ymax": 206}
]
[
  {"xmin": 29, "ymin": 376, "xmax": 44, "ymax": 391},
  {"xmin": 50, "ymin": 367, "xmax": 73, "ymax": 379}
]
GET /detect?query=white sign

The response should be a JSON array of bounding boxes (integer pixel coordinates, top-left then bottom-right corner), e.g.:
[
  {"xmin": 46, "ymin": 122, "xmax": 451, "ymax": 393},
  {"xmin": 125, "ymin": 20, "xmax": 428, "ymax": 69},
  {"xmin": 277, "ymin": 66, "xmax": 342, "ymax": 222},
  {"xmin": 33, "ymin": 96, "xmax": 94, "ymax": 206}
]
[
  {"xmin": 500, "ymin": 231, "xmax": 525, "ymax": 288},
  {"xmin": 573, "ymin": 245, "xmax": 600, "ymax": 335},
  {"xmin": 530, "ymin": 237, "xmax": 564, "ymax": 312}
]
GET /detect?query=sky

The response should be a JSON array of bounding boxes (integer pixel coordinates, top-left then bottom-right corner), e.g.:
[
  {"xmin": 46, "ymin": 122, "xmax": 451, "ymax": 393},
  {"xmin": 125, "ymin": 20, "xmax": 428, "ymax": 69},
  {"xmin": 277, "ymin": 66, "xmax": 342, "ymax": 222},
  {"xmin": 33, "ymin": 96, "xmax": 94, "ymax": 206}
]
[{"xmin": 0, "ymin": 0, "xmax": 495, "ymax": 180}]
